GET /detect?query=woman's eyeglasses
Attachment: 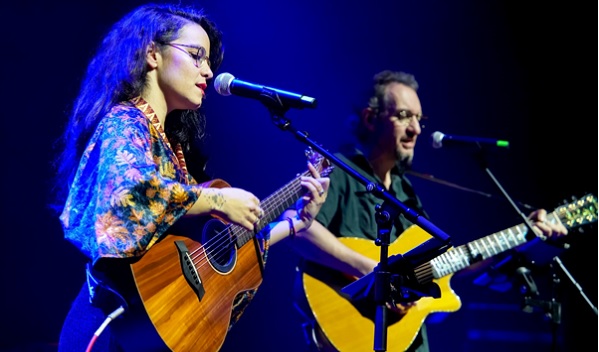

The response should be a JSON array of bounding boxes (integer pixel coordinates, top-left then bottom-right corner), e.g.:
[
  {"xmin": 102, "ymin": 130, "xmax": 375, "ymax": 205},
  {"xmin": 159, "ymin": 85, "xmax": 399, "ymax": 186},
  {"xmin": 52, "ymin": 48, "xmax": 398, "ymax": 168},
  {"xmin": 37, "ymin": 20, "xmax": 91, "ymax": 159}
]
[{"xmin": 162, "ymin": 43, "xmax": 209, "ymax": 68}]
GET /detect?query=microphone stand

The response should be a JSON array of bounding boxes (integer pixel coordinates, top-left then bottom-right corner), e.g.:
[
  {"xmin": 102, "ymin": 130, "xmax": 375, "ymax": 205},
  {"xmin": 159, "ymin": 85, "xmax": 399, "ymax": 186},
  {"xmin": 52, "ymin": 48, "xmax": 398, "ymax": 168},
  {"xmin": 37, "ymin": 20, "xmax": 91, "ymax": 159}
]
[
  {"xmin": 257, "ymin": 94, "xmax": 452, "ymax": 351},
  {"xmin": 470, "ymin": 145, "xmax": 597, "ymax": 351}
]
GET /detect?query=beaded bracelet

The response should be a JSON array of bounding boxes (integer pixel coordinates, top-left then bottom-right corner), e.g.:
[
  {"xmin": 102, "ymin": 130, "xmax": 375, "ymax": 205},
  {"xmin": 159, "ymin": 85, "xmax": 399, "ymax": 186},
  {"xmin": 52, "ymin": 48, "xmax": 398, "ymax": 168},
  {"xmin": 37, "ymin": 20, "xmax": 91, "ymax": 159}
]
[{"xmin": 286, "ymin": 217, "xmax": 296, "ymax": 238}]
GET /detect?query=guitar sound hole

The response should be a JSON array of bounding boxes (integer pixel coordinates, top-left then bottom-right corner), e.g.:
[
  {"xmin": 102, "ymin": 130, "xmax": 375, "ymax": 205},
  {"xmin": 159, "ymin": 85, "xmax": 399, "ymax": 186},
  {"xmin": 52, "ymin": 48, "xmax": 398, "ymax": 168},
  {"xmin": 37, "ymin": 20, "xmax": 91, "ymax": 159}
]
[{"xmin": 202, "ymin": 219, "xmax": 236, "ymax": 273}]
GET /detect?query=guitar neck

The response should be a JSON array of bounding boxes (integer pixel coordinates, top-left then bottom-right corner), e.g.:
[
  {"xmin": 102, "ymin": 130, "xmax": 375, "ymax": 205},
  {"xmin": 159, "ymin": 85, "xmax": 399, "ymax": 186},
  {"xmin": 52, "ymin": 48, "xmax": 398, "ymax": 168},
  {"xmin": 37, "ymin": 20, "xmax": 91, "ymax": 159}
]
[
  {"xmin": 428, "ymin": 212, "xmax": 560, "ymax": 279},
  {"xmin": 260, "ymin": 170, "xmax": 312, "ymax": 226},
  {"xmin": 413, "ymin": 193, "xmax": 597, "ymax": 282},
  {"xmin": 232, "ymin": 169, "xmax": 313, "ymax": 247}
]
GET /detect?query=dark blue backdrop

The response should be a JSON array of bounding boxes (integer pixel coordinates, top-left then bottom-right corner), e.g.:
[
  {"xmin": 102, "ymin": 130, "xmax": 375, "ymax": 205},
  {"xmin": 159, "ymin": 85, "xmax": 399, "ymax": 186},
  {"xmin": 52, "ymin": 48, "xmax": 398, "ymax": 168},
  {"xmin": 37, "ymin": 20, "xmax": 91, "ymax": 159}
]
[{"xmin": 1, "ymin": 1, "xmax": 596, "ymax": 351}]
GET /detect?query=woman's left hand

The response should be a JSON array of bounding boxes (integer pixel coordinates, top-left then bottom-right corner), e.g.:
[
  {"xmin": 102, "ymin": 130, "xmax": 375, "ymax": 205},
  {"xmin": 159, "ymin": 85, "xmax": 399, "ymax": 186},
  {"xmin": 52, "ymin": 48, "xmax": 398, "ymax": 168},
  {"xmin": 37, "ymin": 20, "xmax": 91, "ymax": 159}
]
[{"xmin": 294, "ymin": 162, "xmax": 330, "ymax": 231}]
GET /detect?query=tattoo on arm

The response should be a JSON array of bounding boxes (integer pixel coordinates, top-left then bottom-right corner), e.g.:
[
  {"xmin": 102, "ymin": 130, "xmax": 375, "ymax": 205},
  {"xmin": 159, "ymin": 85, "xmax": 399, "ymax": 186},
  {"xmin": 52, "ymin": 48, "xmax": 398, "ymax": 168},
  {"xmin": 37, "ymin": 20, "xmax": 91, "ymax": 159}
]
[{"xmin": 208, "ymin": 190, "xmax": 225, "ymax": 211}]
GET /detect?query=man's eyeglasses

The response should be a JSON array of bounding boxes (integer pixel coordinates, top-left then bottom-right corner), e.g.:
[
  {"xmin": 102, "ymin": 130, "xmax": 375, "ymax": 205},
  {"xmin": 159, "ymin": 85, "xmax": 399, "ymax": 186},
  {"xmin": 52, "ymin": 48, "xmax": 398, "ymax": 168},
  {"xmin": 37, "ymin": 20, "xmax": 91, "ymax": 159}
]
[
  {"xmin": 162, "ymin": 43, "xmax": 209, "ymax": 68},
  {"xmin": 393, "ymin": 109, "xmax": 427, "ymax": 127}
]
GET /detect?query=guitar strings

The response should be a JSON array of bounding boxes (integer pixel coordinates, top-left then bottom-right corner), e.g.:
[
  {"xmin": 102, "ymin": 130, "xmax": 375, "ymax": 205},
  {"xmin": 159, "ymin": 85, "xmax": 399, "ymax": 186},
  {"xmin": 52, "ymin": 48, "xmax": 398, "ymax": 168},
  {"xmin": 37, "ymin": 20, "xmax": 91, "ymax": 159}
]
[
  {"xmin": 187, "ymin": 158, "xmax": 333, "ymax": 270},
  {"xmin": 430, "ymin": 202, "xmax": 596, "ymax": 278},
  {"xmin": 185, "ymin": 167, "xmax": 319, "ymax": 272},
  {"xmin": 184, "ymin": 157, "xmax": 333, "ymax": 270},
  {"xmin": 190, "ymin": 176, "xmax": 304, "ymax": 270}
]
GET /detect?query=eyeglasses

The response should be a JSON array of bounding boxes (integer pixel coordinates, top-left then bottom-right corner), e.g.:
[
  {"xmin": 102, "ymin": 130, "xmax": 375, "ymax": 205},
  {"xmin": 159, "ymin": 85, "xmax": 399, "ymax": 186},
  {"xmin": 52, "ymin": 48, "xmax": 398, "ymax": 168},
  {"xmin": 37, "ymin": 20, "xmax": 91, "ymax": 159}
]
[
  {"xmin": 162, "ymin": 43, "xmax": 209, "ymax": 68},
  {"xmin": 393, "ymin": 109, "xmax": 427, "ymax": 127}
]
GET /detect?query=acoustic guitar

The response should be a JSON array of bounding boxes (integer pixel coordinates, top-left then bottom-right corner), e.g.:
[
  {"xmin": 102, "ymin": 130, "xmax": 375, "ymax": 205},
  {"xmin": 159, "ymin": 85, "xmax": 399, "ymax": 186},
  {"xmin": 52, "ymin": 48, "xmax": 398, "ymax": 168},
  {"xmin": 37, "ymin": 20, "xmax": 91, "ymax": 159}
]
[
  {"xmin": 302, "ymin": 194, "xmax": 597, "ymax": 352},
  {"xmin": 108, "ymin": 149, "xmax": 333, "ymax": 351}
]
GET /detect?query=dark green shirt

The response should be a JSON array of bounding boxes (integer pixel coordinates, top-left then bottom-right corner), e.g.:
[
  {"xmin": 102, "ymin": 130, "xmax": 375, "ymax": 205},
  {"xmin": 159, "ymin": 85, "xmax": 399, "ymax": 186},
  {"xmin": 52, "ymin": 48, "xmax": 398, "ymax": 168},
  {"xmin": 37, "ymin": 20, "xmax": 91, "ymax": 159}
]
[
  {"xmin": 301, "ymin": 146, "xmax": 430, "ymax": 352},
  {"xmin": 315, "ymin": 147, "xmax": 428, "ymax": 242}
]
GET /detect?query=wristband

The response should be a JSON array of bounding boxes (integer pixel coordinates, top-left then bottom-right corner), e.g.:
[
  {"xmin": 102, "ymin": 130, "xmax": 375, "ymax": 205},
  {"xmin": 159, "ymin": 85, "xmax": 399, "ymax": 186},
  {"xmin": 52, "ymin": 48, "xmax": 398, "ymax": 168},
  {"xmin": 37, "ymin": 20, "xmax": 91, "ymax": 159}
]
[{"xmin": 286, "ymin": 217, "xmax": 296, "ymax": 238}]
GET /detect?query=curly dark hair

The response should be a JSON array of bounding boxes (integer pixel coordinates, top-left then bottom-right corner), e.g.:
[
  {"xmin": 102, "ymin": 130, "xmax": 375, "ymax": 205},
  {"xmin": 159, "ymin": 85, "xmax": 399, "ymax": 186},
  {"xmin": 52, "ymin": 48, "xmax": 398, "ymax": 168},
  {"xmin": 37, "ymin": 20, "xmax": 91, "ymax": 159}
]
[{"xmin": 51, "ymin": 3, "xmax": 225, "ymax": 213}]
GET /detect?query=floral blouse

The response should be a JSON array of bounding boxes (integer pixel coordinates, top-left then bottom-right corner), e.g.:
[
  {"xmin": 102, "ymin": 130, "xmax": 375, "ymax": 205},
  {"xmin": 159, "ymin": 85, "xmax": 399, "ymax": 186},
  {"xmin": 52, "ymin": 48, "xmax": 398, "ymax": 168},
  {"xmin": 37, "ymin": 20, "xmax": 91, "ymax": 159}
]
[
  {"xmin": 60, "ymin": 97, "xmax": 207, "ymax": 265},
  {"xmin": 60, "ymin": 97, "xmax": 270, "ymax": 328}
]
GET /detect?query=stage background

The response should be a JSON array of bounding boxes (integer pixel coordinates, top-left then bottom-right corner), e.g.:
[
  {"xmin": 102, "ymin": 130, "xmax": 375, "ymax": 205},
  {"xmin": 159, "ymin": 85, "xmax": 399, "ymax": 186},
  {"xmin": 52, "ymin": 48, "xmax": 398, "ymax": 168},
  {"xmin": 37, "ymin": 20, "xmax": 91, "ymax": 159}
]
[{"xmin": 1, "ymin": 1, "xmax": 596, "ymax": 351}]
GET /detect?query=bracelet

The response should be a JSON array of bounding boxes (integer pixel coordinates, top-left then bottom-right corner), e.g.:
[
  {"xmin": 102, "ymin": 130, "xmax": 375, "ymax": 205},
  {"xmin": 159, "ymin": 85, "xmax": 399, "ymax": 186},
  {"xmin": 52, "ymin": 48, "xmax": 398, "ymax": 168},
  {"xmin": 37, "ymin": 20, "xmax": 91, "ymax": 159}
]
[{"xmin": 286, "ymin": 217, "xmax": 296, "ymax": 238}]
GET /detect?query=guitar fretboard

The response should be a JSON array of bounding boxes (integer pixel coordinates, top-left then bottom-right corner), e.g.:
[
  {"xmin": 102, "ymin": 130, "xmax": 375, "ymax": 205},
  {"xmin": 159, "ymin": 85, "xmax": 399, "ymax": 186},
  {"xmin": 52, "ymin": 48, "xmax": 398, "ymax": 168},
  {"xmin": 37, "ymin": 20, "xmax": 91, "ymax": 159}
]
[
  {"xmin": 229, "ymin": 156, "xmax": 332, "ymax": 248},
  {"xmin": 430, "ymin": 213, "xmax": 559, "ymax": 278},
  {"xmin": 412, "ymin": 193, "xmax": 597, "ymax": 282}
]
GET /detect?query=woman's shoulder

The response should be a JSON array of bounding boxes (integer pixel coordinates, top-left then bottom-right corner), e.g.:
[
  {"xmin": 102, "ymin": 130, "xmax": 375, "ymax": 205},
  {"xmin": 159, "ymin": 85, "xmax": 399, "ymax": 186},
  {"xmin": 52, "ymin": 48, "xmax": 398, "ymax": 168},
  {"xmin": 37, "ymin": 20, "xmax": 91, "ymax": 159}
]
[
  {"xmin": 90, "ymin": 102, "xmax": 150, "ymax": 142},
  {"xmin": 102, "ymin": 102, "xmax": 148, "ymax": 129},
  {"xmin": 108, "ymin": 102, "xmax": 145, "ymax": 120}
]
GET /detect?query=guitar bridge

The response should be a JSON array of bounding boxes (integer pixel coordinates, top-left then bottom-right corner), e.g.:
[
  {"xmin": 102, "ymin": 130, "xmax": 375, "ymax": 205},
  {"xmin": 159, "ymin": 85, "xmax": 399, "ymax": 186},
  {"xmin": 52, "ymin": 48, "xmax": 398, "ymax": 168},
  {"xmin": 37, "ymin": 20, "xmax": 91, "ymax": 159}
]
[{"xmin": 175, "ymin": 240, "xmax": 205, "ymax": 301}]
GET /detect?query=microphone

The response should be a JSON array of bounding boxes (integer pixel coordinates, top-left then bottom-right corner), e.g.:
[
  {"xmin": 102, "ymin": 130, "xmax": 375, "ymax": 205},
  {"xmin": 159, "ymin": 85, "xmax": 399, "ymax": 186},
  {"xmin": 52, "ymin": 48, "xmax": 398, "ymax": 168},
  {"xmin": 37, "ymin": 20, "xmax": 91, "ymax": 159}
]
[
  {"xmin": 214, "ymin": 72, "xmax": 317, "ymax": 109},
  {"xmin": 431, "ymin": 131, "xmax": 510, "ymax": 149}
]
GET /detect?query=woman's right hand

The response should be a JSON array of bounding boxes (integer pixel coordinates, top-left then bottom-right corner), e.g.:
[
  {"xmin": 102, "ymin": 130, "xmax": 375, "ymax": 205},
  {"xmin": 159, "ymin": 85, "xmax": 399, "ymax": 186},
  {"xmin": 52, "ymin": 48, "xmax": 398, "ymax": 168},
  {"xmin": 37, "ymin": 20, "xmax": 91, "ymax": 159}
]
[{"xmin": 203, "ymin": 187, "xmax": 263, "ymax": 231}]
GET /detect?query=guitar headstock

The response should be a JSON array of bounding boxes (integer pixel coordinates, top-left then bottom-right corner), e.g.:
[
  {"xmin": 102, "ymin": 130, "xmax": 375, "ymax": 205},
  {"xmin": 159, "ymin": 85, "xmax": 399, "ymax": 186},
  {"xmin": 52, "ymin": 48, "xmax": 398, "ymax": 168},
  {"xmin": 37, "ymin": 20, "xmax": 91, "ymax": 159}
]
[
  {"xmin": 554, "ymin": 193, "xmax": 597, "ymax": 230},
  {"xmin": 305, "ymin": 147, "xmax": 335, "ymax": 177}
]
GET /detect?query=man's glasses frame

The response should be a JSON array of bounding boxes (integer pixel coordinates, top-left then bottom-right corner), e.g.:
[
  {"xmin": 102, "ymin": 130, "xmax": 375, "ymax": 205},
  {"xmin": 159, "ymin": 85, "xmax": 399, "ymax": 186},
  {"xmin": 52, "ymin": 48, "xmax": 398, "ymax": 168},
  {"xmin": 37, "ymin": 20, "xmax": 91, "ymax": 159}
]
[{"xmin": 394, "ymin": 109, "xmax": 427, "ymax": 128}]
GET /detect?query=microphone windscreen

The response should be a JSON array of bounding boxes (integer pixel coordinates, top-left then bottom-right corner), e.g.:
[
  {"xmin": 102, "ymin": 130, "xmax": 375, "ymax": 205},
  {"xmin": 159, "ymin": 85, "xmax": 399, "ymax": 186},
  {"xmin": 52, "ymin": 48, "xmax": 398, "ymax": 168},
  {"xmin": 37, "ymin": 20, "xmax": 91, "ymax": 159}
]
[
  {"xmin": 214, "ymin": 72, "xmax": 235, "ymax": 96},
  {"xmin": 431, "ymin": 131, "xmax": 445, "ymax": 149}
]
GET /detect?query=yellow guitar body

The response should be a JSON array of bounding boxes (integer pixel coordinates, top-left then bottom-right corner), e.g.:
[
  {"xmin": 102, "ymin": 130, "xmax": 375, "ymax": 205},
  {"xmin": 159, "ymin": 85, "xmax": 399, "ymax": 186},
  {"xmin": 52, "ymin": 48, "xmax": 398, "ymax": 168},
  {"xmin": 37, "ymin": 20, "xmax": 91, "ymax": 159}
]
[
  {"xmin": 302, "ymin": 194, "xmax": 598, "ymax": 351},
  {"xmin": 302, "ymin": 225, "xmax": 462, "ymax": 352}
]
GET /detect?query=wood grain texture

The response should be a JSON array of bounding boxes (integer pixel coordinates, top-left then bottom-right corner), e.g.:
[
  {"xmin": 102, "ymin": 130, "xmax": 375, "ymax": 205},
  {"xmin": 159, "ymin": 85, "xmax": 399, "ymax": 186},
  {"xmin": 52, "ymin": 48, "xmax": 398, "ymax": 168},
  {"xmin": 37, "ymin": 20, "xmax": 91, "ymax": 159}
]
[{"xmin": 131, "ymin": 233, "xmax": 263, "ymax": 351}]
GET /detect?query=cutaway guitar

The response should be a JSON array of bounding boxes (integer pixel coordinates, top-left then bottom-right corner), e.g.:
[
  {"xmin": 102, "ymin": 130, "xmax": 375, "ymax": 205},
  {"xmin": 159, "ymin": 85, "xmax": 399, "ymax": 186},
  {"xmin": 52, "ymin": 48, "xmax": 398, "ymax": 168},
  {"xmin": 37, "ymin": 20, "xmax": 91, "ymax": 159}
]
[{"xmin": 302, "ymin": 194, "xmax": 597, "ymax": 351}]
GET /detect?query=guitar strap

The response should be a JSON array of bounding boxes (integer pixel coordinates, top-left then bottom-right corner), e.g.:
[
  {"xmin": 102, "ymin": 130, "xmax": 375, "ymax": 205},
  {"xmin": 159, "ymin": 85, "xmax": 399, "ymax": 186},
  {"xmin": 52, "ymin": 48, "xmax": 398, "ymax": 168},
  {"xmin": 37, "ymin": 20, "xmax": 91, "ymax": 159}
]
[{"xmin": 85, "ymin": 262, "xmax": 129, "ymax": 314}]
